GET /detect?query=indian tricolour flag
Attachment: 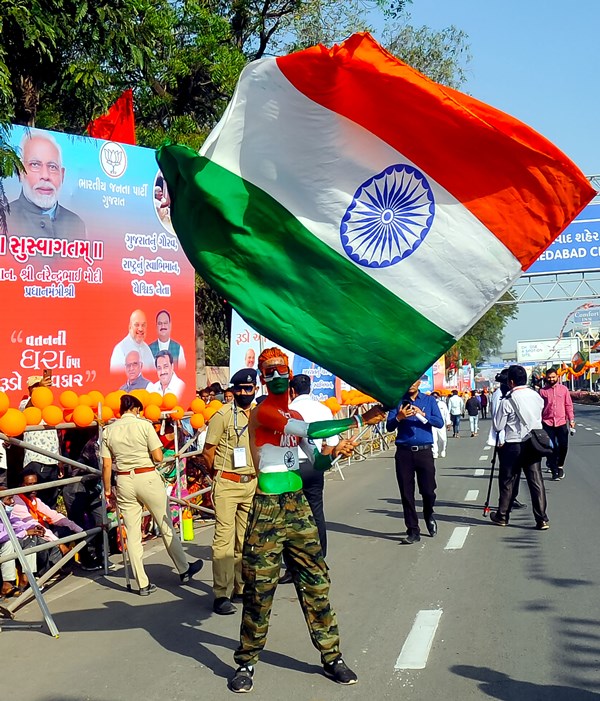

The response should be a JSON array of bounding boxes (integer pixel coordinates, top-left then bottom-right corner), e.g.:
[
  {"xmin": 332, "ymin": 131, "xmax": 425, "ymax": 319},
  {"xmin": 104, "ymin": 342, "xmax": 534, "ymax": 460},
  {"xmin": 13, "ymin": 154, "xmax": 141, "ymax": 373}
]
[{"xmin": 158, "ymin": 33, "xmax": 595, "ymax": 407}]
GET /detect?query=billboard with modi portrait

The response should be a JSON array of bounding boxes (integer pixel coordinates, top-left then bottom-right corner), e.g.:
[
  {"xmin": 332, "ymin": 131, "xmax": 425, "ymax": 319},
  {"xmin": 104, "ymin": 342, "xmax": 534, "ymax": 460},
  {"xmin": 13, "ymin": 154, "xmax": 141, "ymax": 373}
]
[{"xmin": 0, "ymin": 126, "xmax": 196, "ymax": 405}]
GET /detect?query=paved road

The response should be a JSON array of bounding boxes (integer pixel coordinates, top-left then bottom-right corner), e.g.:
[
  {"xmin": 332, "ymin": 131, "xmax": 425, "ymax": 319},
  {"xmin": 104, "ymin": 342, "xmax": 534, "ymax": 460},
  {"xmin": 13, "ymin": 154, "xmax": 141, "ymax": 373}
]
[{"xmin": 2, "ymin": 408, "xmax": 600, "ymax": 701}]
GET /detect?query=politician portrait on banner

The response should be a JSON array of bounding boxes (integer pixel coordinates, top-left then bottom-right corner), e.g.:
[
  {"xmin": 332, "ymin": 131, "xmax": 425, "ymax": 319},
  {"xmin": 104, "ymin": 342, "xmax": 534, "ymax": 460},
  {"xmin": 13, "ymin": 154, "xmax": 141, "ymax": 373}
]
[{"xmin": 0, "ymin": 126, "xmax": 195, "ymax": 403}]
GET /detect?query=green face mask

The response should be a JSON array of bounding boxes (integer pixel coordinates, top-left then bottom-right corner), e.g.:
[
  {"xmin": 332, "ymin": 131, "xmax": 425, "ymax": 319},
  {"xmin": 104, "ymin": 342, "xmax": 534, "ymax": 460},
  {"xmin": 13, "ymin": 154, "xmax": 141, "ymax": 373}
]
[{"xmin": 266, "ymin": 377, "xmax": 289, "ymax": 394}]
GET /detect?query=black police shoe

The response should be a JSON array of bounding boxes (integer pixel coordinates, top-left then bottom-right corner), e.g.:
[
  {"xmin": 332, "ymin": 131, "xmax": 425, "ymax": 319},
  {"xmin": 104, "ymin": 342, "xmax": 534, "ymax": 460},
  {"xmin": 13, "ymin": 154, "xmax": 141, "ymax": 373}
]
[
  {"xmin": 229, "ymin": 665, "xmax": 254, "ymax": 693},
  {"xmin": 180, "ymin": 559, "xmax": 204, "ymax": 583},
  {"xmin": 213, "ymin": 597, "xmax": 237, "ymax": 615}
]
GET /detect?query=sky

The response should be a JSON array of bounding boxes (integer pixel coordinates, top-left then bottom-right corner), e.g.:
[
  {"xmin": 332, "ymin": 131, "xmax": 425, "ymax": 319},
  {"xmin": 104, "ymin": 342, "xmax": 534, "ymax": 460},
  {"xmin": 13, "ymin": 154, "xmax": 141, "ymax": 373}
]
[{"xmin": 374, "ymin": 0, "xmax": 600, "ymax": 355}]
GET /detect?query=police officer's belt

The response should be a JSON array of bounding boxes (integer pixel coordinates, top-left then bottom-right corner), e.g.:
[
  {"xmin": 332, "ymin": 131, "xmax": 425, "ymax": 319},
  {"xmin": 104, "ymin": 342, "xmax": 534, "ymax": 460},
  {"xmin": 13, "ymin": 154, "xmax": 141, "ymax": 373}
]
[
  {"xmin": 396, "ymin": 444, "xmax": 432, "ymax": 452},
  {"xmin": 219, "ymin": 471, "xmax": 256, "ymax": 483},
  {"xmin": 116, "ymin": 467, "xmax": 156, "ymax": 475}
]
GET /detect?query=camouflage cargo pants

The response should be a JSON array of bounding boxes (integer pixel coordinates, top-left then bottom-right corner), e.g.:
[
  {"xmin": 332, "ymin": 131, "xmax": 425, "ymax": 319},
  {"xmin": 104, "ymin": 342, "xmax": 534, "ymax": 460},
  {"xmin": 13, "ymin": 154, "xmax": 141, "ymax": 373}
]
[{"xmin": 234, "ymin": 490, "xmax": 341, "ymax": 666}]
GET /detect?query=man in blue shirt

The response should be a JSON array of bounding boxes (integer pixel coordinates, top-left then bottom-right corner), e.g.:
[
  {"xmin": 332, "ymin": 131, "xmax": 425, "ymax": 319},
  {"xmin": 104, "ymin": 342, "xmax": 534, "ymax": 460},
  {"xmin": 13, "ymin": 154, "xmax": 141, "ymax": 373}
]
[{"xmin": 386, "ymin": 379, "xmax": 444, "ymax": 544}]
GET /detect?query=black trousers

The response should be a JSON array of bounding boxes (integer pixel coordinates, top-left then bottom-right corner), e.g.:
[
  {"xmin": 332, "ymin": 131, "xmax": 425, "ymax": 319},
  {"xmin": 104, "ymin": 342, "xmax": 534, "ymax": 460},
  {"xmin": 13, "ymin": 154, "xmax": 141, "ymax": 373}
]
[
  {"xmin": 394, "ymin": 446, "xmax": 437, "ymax": 533},
  {"xmin": 298, "ymin": 461, "xmax": 327, "ymax": 557},
  {"xmin": 62, "ymin": 479, "xmax": 104, "ymax": 565},
  {"xmin": 497, "ymin": 439, "xmax": 548, "ymax": 524},
  {"xmin": 542, "ymin": 423, "xmax": 569, "ymax": 474}
]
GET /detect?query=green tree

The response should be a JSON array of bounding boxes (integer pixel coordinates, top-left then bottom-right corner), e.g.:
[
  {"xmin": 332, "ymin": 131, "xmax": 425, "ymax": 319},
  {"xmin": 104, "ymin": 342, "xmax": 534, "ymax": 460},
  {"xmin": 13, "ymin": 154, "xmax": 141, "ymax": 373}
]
[
  {"xmin": 446, "ymin": 293, "xmax": 518, "ymax": 368},
  {"xmin": 383, "ymin": 21, "xmax": 471, "ymax": 88}
]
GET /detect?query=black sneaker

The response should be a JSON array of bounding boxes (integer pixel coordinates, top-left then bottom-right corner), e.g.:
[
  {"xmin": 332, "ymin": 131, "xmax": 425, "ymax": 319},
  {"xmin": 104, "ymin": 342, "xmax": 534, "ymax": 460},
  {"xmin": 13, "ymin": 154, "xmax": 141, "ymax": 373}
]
[
  {"xmin": 557, "ymin": 468, "xmax": 565, "ymax": 480},
  {"xmin": 536, "ymin": 521, "xmax": 550, "ymax": 531},
  {"xmin": 405, "ymin": 530, "xmax": 421, "ymax": 544},
  {"xmin": 323, "ymin": 657, "xmax": 358, "ymax": 685},
  {"xmin": 229, "ymin": 665, "xmax": 254, "ymax": 693}
]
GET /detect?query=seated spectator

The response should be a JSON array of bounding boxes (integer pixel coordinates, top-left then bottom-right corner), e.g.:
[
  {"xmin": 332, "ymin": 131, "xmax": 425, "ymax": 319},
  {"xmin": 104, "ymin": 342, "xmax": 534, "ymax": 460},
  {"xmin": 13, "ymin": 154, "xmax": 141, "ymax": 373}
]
[
  {"xmin": 19, "ymin": 375, "xmax": 63, "ymax": 508},
  {"xmin": 1, "ymin": 489, "xmax": 43, "ymax": 597},
  {"xmin": 62, "ymin": 429, "xmax": 105, "ymax": 571},
  {"xmin": 13, "ymin": 469, "xmax": 83, "ymax": 573}
]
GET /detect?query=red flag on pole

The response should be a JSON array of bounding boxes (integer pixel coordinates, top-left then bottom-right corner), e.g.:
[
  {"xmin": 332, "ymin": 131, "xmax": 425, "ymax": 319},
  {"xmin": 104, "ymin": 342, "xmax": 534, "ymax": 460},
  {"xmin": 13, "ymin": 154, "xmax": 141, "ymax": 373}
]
[{"xmin": 87, "ymin": 89, "xmax": 136, "ymax": 145}]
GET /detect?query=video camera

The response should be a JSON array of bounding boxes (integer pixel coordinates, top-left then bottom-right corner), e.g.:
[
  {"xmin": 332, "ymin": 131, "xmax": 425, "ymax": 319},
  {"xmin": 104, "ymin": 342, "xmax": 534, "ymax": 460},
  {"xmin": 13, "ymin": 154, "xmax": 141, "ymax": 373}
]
[{"xmin": 495, "ymin": 369, "xmax": 510, "ymax": 398}]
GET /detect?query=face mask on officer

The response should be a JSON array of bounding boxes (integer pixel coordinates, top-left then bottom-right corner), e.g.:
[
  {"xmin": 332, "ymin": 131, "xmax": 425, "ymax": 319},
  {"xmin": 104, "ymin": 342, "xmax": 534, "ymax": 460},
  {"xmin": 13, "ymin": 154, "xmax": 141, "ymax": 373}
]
[{"xmin": 233, "ymin": 386, "xmax": 255, "ymax": 409}]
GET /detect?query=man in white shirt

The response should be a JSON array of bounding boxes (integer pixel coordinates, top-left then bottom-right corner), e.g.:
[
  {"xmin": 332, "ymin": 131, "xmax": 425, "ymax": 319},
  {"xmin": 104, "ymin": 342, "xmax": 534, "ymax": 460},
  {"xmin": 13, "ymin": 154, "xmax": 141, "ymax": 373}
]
[
  {"xmin": 288, "ymin": 375, "xmax": 340, "ymax": 558},
  {"xmin": 490, "ymin": 365, "xmax": 549, "ymax": 530},
  {"xmin": 110, "ymin": 309, "xmax": 155, "ymax": 372},
  {"xmin": 447, "ymin": 390, "xmax": 464, "ymax": 438},
  {"xmin": 147, "ymin": 350, "xmax": 185, "ymax": 400},
  {"xmin": 431, "ymin": 392, "xmax": 451, "ymax": 459},
  {"xmin": 149, "ymin": 309, "xmax": 186, "ymax": 369}
]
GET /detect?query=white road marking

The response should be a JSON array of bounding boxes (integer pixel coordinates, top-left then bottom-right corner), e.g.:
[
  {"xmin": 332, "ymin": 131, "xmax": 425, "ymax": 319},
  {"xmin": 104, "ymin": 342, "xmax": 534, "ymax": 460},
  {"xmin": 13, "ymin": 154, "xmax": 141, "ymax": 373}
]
[
  {"xmin": 577, "ymin": 423, "xmax": 584, "ymax": 427},
  {"xmin": 475, "ymin": 468, "xmax": 485, "ymax": 476},
  {"xmin": 596, "ymin": 432, "xmax": 600, "ymax": 437},
  {"xmin": 483, "ymin": 446, "xmax": 491, "ymax": 451},
  {"xmin": 479, "ymin": 455, "xmax": 488, "ymax": 461},
  {"xmin": 445, "ymin": 526, "xmax": 470, "ymax": 550},
  {"xmin": 585, "ymin": 427, "xmax": 592, "ymax": 431},
  {"xmin": 465, "ymin": 490, "xmax": 479, "ymax": 501},
  {"xmin": 395, "ymin": 609, "xmax": 443, "ymax": 670}
]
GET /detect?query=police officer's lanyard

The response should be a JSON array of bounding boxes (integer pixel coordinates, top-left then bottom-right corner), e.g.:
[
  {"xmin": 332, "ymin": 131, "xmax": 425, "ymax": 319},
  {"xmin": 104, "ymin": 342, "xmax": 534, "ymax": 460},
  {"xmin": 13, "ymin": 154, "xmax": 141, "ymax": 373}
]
[
  {"xmin": 233, "ymin": 406, "xmax": 249, "ymax": 445},
  {"xmin": 232, "ymin": 406, "xmax": 249, "ymax": 468}
]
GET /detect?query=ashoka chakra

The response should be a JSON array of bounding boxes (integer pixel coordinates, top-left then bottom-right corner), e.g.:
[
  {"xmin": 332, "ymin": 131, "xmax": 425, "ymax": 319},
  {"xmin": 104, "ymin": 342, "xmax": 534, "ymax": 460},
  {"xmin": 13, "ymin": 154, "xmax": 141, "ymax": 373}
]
[{"xmin": 340, "ymin": 164, "xmax": 435, "ymax": 268}]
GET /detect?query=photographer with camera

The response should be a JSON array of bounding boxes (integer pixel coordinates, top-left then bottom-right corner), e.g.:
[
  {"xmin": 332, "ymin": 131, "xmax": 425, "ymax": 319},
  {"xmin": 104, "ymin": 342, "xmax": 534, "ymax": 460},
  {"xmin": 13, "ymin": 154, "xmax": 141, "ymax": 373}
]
[{"xmin": 490, "ymin": 365, "xmax": 549, "ymax": 530}]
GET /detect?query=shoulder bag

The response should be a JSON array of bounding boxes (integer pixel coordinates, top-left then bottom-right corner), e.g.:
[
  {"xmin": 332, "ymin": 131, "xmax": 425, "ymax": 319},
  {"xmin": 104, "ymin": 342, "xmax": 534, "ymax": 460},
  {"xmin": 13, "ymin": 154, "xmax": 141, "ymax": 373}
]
[{"xmin": 508, "ymin": 396, "xmax": 553, "ymax": 455}]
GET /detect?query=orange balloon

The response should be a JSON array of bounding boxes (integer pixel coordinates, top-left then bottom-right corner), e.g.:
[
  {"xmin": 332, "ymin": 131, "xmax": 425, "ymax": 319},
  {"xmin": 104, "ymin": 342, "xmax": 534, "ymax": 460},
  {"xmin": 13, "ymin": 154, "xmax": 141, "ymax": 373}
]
[
  {"xmin": 104, "ymin": 391, "xmax": 122, "ymax": 412},
  {"xmin": 202, "ymin": 405, "xmax": 218, "ymax": 422},
  {"xmin": 147, "ymin": 392, "xmax": 163, "ymax": 407},
  {"xmin": 190, "ymin": 413, "xmax": 205, "ymax": 430},
  {"xmin": 161, "ymin": 393, "xmax": 178, "ymax": 410},
  {"xmin": 43, "ymin": 405, "xmax": 65, "ymax": 427},
  {"xmin": 131, "ymin": 389, "xmax": 150, "ymax": 408},
  {"xmin": 190, "ymin": 397, "xmax": 206, "ymax": 414},
  {"xmin": 98, "ymin": 406, "xmax": 114, "ymax": 421},
  {"xmin": 145, "ymin": 404, "xmax": 162, "ymax": 422},
  {"xmin": 209, "ymin": 399, "xmax": 223, "ymax": 411},
  {"xmin": 23, "ymin": 406, "xmax": 42, "ymax": 426},
  {"xmin": 0, "ymin": 391, "xmax": 9, "ymax": 417},
  {"xmin": 72, "ymin": 405, "xmax": 94, "ymax": 427},
  {"xmin": 0, "ymin": 408, "xmax": 27, "ymax": 437},
  {"xmin": 59, "ymin": 390, "xmax": 79, "ymax": 410},
  {"xmin": 170, "ymin": 405, "xmax": 185, "ymax": 420},
  {"xmin": 87, "ymin": 390, "xmax": 105, "ymax": 408},
  {"xmin": 78, "ymin": 394, "xmax": 93, "ymax": 407},
  {"xmin": 31, "ymin": 386, "xmax": 54, "ymax": 410}
]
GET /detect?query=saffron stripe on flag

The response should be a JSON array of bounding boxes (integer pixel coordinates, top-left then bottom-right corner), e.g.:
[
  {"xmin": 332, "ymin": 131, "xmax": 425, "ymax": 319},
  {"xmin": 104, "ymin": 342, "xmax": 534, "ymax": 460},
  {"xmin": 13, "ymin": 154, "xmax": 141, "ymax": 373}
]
[{"xmin": 276, "ymin": 33, "xmax": 595, "ymax": 270}]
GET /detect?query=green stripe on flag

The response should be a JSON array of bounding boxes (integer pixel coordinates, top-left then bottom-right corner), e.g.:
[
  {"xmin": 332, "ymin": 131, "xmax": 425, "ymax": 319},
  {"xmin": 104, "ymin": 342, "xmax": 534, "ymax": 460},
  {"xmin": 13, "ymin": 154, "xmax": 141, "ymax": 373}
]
[{"xmin": 158, "ymin": 144, "xmax": 454, "ymax": 406}]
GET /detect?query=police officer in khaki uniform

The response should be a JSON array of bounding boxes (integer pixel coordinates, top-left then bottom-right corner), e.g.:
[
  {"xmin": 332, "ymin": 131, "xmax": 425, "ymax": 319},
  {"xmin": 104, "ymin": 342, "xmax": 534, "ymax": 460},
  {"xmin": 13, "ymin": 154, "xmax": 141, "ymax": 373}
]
[
  {"xmin": 101, "ymin": 394, "xmax": 202, "ymax": 595},
  {"xmin": 202, "ymin": 369, "xmax": 257, "ymax": 615}
]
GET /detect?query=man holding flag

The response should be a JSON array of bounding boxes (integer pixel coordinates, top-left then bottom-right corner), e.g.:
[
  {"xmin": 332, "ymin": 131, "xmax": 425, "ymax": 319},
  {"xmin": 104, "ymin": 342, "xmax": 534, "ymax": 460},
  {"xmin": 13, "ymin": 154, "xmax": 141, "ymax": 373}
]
[
  {"xmin": 228, "ymin": 347, "xmax": 384, "ymax": 693},
  {"xmin": 156, "ymin": 31, "xmax": 593, "ymax": 686}
]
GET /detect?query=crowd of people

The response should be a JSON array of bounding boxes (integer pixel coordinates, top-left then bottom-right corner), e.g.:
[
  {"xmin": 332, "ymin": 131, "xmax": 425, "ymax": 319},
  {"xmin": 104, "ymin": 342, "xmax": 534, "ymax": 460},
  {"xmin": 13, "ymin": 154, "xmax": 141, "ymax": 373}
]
[{"xmin": 0, "ymin": 358, "xmax": 577, "ymax": 693}]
